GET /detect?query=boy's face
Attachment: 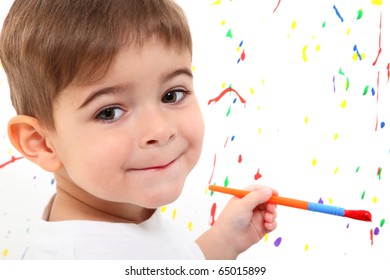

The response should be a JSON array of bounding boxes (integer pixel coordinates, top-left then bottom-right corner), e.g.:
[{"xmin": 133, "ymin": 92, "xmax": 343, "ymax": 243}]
[{"xmin": 47, "ymin": 39, "xmax": 204, "ymax": 209}]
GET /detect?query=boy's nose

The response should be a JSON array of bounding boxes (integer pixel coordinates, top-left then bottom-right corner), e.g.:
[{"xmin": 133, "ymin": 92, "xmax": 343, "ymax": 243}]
[{"xmin": 139, "ymin": 110, "xmax": 176, "ymax": 147}]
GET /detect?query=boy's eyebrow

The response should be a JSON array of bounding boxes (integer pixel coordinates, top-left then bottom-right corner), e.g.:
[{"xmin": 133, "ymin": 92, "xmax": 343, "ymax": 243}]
[
  {"xmin": 161, "ymin": 67, "xmax": 193, "ymax": 83},
  {"xmin": 78, "ymin": 84, "xmax": 129, "ymax": 110}
]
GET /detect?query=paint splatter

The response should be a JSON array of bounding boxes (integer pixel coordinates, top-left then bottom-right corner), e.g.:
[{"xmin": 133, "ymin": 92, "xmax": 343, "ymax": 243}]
[
  {"xmin": 380, "ymin": 219, "xmax": 385, "ymax": 227},
  {"xmin": 372, "ymin": 0, "xmax": 382, "ymax": 5},
  {"xmin": 361, "ymin": 190, "xmax": 366, "ymax": 200},
  {"xmin": 254, "ymin": 168, "xmax": 262, "ymax": 180},
  {"xmin": 188, "ymin": 221, "xmax": 193, "ymax": 231},
  {"xmin": 318, "ymin": 197, "xmax": 324, "ymax": 204},
  {"xmin": 353, "ymin": 45, "xmax": 362, "ymax": 61},
  {"xmin": 3, "ymin": 249, "xmax": 8, "ymax": 257},
  {"xmin": 212, "ymin": 0, "xmax": 221, "ymax": 5},
  {"xmin": 208, "ymin": 87, "xmax": 246, "ymax": 106},
  {"xmin": 238, "ymin": 154, "xmax": 242, "ymax": 163},
  {"xmin": 340, "ymin": 99, "xmax": 347, "ymax": 108},
  {"xmin": 377, "ymin": 167, "xmax": 382, "ymax": 180},
  {"xmin": 357, "ymin": 9, "xmax": 363, "ymax": 20},
  {"xmin": 370, "ymin": 228, "xmax": 374, "ymax": 245},
  {"xmin": 226, "ymin": 29, "xmax": 233, "ymax": 38},
  {"xmin": 274, "ymin": 237, "xmax": 282, "ymax": 247},
  {"xmin": 172, "ymin": 209, "xmax": 177, "ymax": 220},
  {"xmin": 312, "ymin": 158, "xmax": 317, "ymax": 166},
  {"xmin": 237, "ymin": 49, "xmax": 246, "ymax": 63},
  {"xmin": 224, "ymin": 176, "xmax": 229, "ymax": 187},
  {"xmin": 333, "ymin": 5, "xmax": 344, "ymax": 22},
  {"xmin": 208, "ymin": 154, "xmax": 216, "ymax": 184},
  {"xmin": 374, "ymin": 227, "xmax": 380, "ymax": 235},
  {"xmin": 273, "ymin": 0, "xmax": 281, "ymax": 13},
  {"xmin": 0, "ymin": 156, "xmax": 24, "ymax": 169},
  {"xmin": 304, "ymin": 244, "xmax": 309, "ymax": 251},
  {"xmin": 302, "ymin": 45, "xmax": 308, "ymax": 62},
  {"xmin": 373, "ymin": 13, "xmax": 382, "ymax": 66},
  {"xmin": 363, "ymin": 85, "xmax": 369, "ymax": 95},
  {"xmin": 210, "ymin": 202, "xmax": 217, "ymax": 226}
]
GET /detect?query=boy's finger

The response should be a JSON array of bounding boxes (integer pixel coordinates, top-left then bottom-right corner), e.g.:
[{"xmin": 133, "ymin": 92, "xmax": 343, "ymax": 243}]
[{"xmin": 241, "ymin": 188, "xmax": 273, "ymax": 210}]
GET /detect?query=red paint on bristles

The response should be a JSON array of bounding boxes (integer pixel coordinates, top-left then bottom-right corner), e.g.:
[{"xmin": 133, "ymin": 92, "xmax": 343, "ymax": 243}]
[{"xmin": 344, "ymin": 210, "xmax": 372, "ymax": 222}]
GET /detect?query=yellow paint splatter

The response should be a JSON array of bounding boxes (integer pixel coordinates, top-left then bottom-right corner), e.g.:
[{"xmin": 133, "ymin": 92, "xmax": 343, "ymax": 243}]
[
  {"xmin": 204, "ymin": 186, "xmax": 208, "ymax": 195},
  {"xmin": 371, "ymin": 0, "xmax": 382, "ymax": 6},
  {"xmin": 8, "ymin": 149, "xmax": 12, "ymax": 156},
  {"xmin": 334, "ymin": 167, "xmax": 339, "ymax": 174},
  {"xmin": 316, "ymin": 45, "xmax": 321, "ymax": 51},
  {"xmin": 236, "ymin": 46, "xmax": 241, "ymax": 52},
  {"xmin": 172, "ymin": 209, "xmax": 177, "ymax": 219},
  {"xmin": 302, "ymin": 45, "xmax": 308, "ymax": 62},
  {"xmin": 304, "ymin": 116, "xmax": 309, "ymax": 124},
  {"xmin": 304, "ymin": 244, "xmax": 309, "ymax": 251},
  {"xmin": 257, "ymin": 105, "xmax": 261, "ymax": 110},
  {"xmin": 3, "ymin": 249, "xmax": 8, "ymax": 257},
  {"xmin": 312, "ymin": 158, "xmax": 317, "ymax": 166},
  {"xmin": 250, "ymin": 87, "xmax": 255, "ymax": 95},
  {"xmin": 221, "ymin": 20, "xmax": 226, "ymax": 26},
  {"xmin": 188, "ymin": 221, "xmax": 193, "ymax": 231},
  {"xmin": 212, "ymin": 0, "xmax": 222, "ymax": 6},
  {"xmin": 340, "ymin": 100, "xmax": 347, "ymax": 108},
  {"xmin": 191, "ymin": 65, "xmax": 196, "ymax": 72},
  {"xmin": 329, "ymin": 198, "xmax": 333, "ymax": 205},
  {"xmin": 264, "ymin": 233, "xmax": 269, "ymax": 242},
  {"xmin": 258, "ymin": 128, "xmax": 262, "ymax": 134},
  {"xmin": 222, "ymin": 82, "xmax": 226, "ymax": 88},
  {"xmin": 291, "ymin": 20, "xmax": 297, "ymax": 29},
  {"xmin": 160, "ymin": 206, "xmax": 167, "ymax": 213},
  {"xmin": 334, "ymin": 133, "xmax": 339, "ymax": 141},
  {"xmin": 262, "ymin": 79, "xmax": 265, "ymax": 85},
  {"xmin": 373, "ymin": 196, "xmax": 378, "ymax": 204},
  {"xmin": 346, "ymin": 28, "xmax": 351, "ymax": 35}
]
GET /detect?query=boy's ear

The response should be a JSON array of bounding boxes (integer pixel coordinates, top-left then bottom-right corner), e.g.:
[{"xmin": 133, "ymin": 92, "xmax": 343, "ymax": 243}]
[{"xmin": 8, "ymin": 115, "xmax": 62, "ymax": 172}]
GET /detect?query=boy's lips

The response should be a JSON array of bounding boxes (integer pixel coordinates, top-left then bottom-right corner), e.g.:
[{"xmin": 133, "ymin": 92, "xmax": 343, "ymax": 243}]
[{"xmin": 130, "ymin": 158, "xmax": 178, "ymax": 171}]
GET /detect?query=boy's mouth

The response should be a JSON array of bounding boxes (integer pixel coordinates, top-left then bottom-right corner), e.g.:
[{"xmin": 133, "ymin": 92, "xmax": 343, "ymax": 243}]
[{"xmin": 131, "ymin": 158, "xmax": 177, "ymax": 171}]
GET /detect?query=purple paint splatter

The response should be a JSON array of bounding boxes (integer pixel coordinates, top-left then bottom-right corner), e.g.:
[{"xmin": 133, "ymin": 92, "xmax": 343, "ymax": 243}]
[{"xmin": 274, "ymin": 237, "xmax": 282, "ymax": 247}]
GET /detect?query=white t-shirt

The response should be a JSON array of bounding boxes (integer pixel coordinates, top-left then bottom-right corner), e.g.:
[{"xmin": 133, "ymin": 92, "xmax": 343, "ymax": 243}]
[{"xmin": 25, "ymin": 198, "xmax": 205, "ymax": 260}]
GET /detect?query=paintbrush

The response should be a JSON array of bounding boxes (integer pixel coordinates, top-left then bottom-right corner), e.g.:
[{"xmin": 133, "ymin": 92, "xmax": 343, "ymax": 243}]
[{"xmin": 209, "ymin": 185, "xmax": 372, "ymax": 222}]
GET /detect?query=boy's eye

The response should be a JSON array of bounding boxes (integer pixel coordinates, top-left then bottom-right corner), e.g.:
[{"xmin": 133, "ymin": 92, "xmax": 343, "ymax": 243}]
[
  {"xmin": 161, "ymin": 90, "xmax": 187, "ymax": 104},
  {"xmin": 95, "ymin": 107, "xmax": 125, "ymax": 122}
]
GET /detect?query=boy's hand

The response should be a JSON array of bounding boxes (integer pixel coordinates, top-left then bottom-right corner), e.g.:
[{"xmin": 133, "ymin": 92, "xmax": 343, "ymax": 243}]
[{"xmin": 197, "ymin": 185, "xmax": 277, "ymax": 259}]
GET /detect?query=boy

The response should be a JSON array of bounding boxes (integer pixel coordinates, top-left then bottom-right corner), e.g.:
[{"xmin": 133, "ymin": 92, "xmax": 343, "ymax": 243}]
[{"xmin": 0, "ymin": 0, "xmax": 277, "ymax": 259}]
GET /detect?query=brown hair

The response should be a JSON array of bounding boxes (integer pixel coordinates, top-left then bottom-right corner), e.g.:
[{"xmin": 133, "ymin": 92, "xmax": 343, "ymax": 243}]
[{"xmin": 0, "ymin": 0, "xmax": 192, "ymax": 130}]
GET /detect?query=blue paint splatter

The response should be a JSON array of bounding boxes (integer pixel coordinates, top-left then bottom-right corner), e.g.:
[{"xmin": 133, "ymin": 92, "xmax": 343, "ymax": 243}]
[
  {"xmin": 380, "ymin": 122, "xmax": 385, "ymax": 129},
  {"xmin": 333, "ymin": 5, "xmax": 344, "ymax": 22},
  {"xmin": 353, "ymin": 45, "xmax": 362, "ymax": 60}
]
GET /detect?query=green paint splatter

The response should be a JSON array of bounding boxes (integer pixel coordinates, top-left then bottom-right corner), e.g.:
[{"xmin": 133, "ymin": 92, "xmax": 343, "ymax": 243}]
[
  {"xmin": 361, "ymin": 190, "xmax": 366, "ymax": 199},
  {"xmin": 226, "ymin": 105, "xmax": 231, "ymax": 116},
  {"xmin": 378, "ymin": 167, "xmax": 382, "ymax": 180},
  {"xmin": 226, "ymin": 29, "xmax": 233, "ymax": 38},
  {"xmin": 356, "ymin": 166, "xmax": 360, "ymax": 172},
  {"xmin": 363, "ymin": 85, "xmax": 369, "ymax": 95},
  {"xmin": 380, "ymin": 219, "xmax": 385, "ymax": 227},
  {"xmin": 322, "ymin": 21, "xmax": 326, "ymax": 28},
  {"xmin": 357, "ymin": 9, "xmax": 363, "ymax": 20},
  {"xmin": 224, "ymin": 176, "xmax": 229, "ymax": 187},
  {"xmin": 339, "ymin": 68, "xmax": 345, "ymax": 75},
  {"xmin": 345, "ymin": 77, "xmax": 350, "ymax": 91}
]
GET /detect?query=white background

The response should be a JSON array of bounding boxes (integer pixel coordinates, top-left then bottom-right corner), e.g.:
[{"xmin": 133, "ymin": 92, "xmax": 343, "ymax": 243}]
[{"xmin": 0, "ymin": 0, "xmax": 389, "ymax": 270}]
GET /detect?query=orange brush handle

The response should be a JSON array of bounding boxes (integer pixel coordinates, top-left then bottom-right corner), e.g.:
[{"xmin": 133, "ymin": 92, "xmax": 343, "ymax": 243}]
[{"xmin": 209, "ymin": 185, "xmax": 309, "ymax": 210}]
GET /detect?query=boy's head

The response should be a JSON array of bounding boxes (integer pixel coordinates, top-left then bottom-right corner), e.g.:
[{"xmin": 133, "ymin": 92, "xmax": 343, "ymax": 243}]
[
  {"xmin": 0, "ymin": 0, "xmax": 192, "ymax": 130},
  {"xmin": 1, "ymin": 0, "xmax": 204, "ymax": 216}
]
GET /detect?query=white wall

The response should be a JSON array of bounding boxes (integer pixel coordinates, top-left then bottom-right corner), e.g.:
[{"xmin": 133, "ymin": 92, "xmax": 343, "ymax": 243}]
[{"xmin": 0, "ymin": 0, "xmax": 389, "ymax": 260}]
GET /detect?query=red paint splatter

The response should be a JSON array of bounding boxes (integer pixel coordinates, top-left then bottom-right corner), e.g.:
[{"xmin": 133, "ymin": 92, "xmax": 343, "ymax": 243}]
[
  {"xmin": 208, "ymin": 87, "xmax": 246, "ymax": 106},
  {"xmin": 370, "ymin": 228, "xmax": 374, "ymax": 246},
  {"xmin": 273, "ymin": 0, "xmax": 281, "ymax": 13},
  {"xmin": 238, "ymin": 154, "xmax": 242, "ymax": 163},
  {"xmin": 254, "ymin": 168, "xmax": 262, "ymax": 180},
  {"xmin": 224, "ymin": 136, "xmax": 229, "ymax": 148},
  {"xmin": 209, "ymin": 202, "xmax": 217, "ymax": 226},
  {"xmin": 208, "ymin": 154, "xmax": 217, "ymax": 184},
  {"xmin": 240, "ymin": 50, "xmax": 245, "ymax": 62},
  {"xmin": 387, "ymin": 63, "xmax": 389, "ymax": 84},
  {"xmin": 0, "ymin": 156, "xmax": 24, "ymax": 169},
  {"xmin": 373, "ymin": 13, "xmax": 382, "ymax": 66}
]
